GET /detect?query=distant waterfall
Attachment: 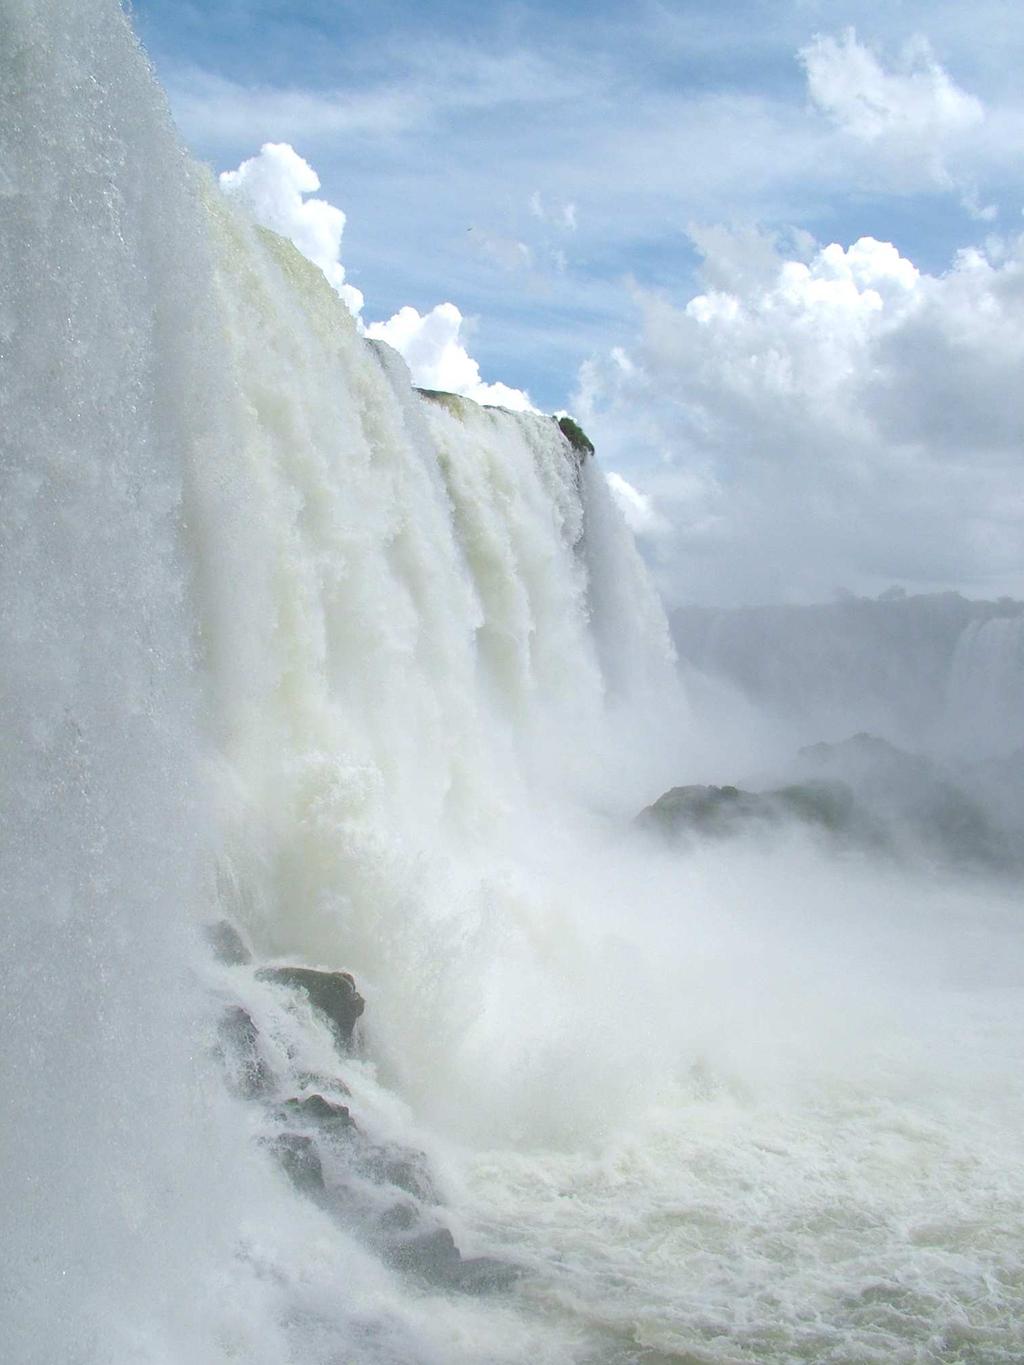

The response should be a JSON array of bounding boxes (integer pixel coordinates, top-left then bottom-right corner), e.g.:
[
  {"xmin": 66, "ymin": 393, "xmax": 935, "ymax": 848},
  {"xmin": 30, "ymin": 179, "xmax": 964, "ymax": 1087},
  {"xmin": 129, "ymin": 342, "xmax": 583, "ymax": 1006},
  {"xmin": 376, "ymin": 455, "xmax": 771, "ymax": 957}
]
[{"xmin": 945, "ymin": 615, "xmax": 1024, "ymax": 757}]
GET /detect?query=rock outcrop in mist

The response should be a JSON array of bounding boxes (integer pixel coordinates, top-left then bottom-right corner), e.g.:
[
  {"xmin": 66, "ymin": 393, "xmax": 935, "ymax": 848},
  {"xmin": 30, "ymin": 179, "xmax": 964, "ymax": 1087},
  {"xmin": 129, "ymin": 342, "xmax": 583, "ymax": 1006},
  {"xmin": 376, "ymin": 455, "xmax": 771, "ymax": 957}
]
[{"xmin": 640, "ymin": 731, "xmax": 1024, "ymax": 876}]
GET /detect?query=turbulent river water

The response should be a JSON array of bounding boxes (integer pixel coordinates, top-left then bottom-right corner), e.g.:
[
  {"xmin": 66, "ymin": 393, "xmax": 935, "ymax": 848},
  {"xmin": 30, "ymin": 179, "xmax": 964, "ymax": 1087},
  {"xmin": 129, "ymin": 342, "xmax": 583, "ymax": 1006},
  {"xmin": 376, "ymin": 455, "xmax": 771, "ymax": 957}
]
[{"xmin": 3, "ymin": 3, "xmax": 1024, "ymax": 1362}]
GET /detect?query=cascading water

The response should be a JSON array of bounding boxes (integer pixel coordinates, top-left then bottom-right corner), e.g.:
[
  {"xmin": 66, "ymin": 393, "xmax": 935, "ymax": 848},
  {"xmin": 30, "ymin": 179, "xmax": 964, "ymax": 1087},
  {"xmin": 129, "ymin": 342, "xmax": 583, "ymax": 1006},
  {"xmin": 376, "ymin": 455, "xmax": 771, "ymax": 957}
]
[
  {"xmin": 945, "ymin": 615, "xmax": 1024, "ymax": 758},
  {"xmin": 5, "ymin": 2, "xmax": 1024, "ymax": 1362}
]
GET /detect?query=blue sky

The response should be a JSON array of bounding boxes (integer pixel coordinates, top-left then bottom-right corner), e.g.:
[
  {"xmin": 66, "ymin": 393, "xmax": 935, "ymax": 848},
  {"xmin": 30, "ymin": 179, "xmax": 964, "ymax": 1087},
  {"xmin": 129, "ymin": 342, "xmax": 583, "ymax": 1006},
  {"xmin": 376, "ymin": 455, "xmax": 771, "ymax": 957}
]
[{"xmin": 133, "ymin": 0, "xmax": 1024, "ymax": 604}]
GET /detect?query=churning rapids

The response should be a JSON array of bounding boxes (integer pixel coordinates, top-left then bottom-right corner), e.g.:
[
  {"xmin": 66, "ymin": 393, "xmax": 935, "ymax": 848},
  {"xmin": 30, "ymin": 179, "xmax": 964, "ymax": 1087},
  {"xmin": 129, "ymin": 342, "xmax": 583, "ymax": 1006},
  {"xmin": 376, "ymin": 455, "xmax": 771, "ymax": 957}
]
[{"xmin": 3, "ymin": 3, "xmax": 1024, "ymax": 1363}]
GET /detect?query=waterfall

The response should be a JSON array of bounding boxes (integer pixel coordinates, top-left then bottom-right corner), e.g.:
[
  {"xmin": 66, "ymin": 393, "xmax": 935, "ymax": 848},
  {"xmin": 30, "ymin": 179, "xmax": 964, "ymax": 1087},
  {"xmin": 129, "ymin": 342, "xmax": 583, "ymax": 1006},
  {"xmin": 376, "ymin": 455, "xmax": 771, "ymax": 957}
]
[
  {"xmin": 945, "ymin": 615, "xmax": 1024, "ymax": 757},
  {"xmin": 1, "ymin": 1, "xmax": 684, "ymax": 1356},
  {"xmin": 5, "ymin": 3, "xmax": 1024, "ymax": 1362}
]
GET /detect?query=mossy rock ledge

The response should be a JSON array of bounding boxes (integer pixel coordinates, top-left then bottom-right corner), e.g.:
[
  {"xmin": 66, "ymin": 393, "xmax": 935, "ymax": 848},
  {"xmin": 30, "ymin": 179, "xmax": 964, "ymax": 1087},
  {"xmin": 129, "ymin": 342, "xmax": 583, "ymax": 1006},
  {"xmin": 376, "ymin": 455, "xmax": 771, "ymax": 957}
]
[
  {"xmin": 556, "ymin": 414, "xmax": 595, "ymax": 461},
  {"xmin": 416, "ymin": 387, "xmax": 469, "ymax": 418}
]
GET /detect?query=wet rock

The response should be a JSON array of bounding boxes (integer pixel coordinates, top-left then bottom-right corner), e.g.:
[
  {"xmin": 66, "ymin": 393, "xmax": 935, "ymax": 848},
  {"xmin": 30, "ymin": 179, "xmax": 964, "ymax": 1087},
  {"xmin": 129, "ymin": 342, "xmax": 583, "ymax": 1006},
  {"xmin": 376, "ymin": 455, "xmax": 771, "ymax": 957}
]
[
  {"xmin": 360, "ymin": 1145, "xmax": 435, "ymax": 1202},
  {"xmin": 266, "ymin": 1132, "xmax": 325, "ymax": 1193},
  {"xmin": 384, "ymin": 1225, "xmax": 520, "ymax": 1294},
  {"xmin": 416, "ymin": 387, "xmax": 468, "ymax": 419},
  {"xmin": 205, "ymin": 919, "xmax": 251, "ymax": 965},
  {"xmin": 379, "ymin": 1201, "xmax": 419, "ymax": 1232},
  {"xmin": 637, "ymin": 783, "xmax": 763, "ymax": 838},
  {"xmin": 385, "ymin": 1226, "xmax": 461, "ymax": 1278},
  {"xmin": 556, "ymin": 414, "xmax": 594, "ymax": 461},
  {"xmin": 257, "ymin": 966, "xmax": 365, "ymax": 1046},
  {"xmin": 638, "ymin": 732, "xmax": 1021, "ymax": 871},
  {"xmin": 283, "ymin": 1093, "xmax": 355, "ymax": 1130},
  {"xmin": 217, "ymin": 1005, "xmax": 272, "ymax": 1098},
  {"xmin": 771, "ymin": 780, "xmax": 857, "ymax": 832},
  {"xmin": 296, "ymin": 1070, "xmax": 350, "ymax": 1096},
  {"xmin": 452, "ymin": 1256, "xmax": 521, "ymax": 1294},
  {"xmin": 636, "ymin": 779, "xmax": 859, "ymax": 844}
]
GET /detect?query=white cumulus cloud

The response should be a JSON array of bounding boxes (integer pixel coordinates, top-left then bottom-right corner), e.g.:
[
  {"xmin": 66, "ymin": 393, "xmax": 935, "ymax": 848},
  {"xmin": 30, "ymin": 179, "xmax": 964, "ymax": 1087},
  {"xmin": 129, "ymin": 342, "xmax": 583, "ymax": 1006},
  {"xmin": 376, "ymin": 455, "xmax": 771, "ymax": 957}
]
[
  {"xmin": 219, "ymin": 142, "xmax": 365, "ymax": 317},
  {"xmin": 219, "ymin": 144, "xmax": 533, "ymax": 412},
  {"xmin": 367, "ymin": 304, "xmax": 534, "ymax": 411},
  {"xmin": 578, "ymin": 228, "xmax": 1024, "ymax": 606}
]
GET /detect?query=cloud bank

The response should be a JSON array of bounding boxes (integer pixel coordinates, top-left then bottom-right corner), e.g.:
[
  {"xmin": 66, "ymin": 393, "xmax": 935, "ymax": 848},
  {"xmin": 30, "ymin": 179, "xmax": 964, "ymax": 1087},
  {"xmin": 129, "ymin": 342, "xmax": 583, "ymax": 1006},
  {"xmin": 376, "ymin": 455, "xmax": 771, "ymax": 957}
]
[
  {"xmin": 366, "ymin": 305, "xmax": 535, "ymax": 411},
  {"xmin": 578, "ymin": 230, "xmax": 1024, "ymax": 607},
  {"xmin": 219, "ymin": 143, "xmax": 533, "ymax": 411}
]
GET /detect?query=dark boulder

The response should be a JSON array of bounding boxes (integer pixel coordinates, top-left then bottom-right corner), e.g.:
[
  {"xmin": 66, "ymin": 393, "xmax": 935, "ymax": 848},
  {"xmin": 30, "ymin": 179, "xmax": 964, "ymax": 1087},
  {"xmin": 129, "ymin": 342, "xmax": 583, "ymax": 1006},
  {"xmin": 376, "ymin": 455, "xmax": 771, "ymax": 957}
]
[
  {"xmin": 386, "ymin": 1225, "xmax": 461, "ymax": 1277},
  {"xmin": 257, "ymin": 966, "xmax": 365, "ymax": 1046},
  {"xmin": 384, "ymin": 1225, "xmax": 520, "ymax": 1294},
  {"xmin": 217, "ymin": 1005, "xmax": 272, "ymax": 1098},
  {"xmin": 282, "ymin": 1092, "xmax": 355, "ymax": 1131},
  {"xmin": 205, "ymin": 919, "xmax": 252, "ymax": 965},
  {"xmin": 265, "ymin": 1132, "xmax": 325, "ymax": 1193},
  {"xmin": 379, "ymin": 1201, "xmax": 419, "ymax": 1232},
  {"xmin": 359, "ymin": 1144, "xmax": 435, "ymax": 1202},
  {"xmin": 453, "ymin": 1256, "xmax": 521, "ymax": 1294},
  {"xmin": 637, "ymin": 783, "xmax": 763, "ymax": 838}
]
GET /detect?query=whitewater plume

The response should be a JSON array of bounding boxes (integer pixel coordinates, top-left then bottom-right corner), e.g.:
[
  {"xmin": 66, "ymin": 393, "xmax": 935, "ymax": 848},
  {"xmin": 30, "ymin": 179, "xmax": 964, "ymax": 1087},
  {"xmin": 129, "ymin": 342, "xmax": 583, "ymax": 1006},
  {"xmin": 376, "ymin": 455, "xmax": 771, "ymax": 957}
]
[{"xmin": 946, "ymin": 613, "xmax": 1024, "ymax": 757}]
